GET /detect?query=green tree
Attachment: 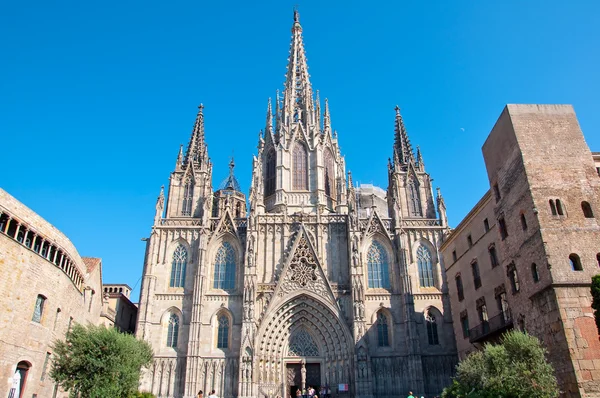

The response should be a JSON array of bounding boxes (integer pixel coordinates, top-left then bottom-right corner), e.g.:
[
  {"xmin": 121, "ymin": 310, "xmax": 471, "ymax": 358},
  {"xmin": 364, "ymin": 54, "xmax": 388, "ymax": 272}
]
[
  {"xmin": 591, "ymin": 275, "xmax": 600, "ymax": 335},
  {"xmin": 442, "ymin": 330, "xmax": 558, "ymax": 398},
  {"xmin": 50, "ymin": 323, "xmax": 153, "ymax": 398}
]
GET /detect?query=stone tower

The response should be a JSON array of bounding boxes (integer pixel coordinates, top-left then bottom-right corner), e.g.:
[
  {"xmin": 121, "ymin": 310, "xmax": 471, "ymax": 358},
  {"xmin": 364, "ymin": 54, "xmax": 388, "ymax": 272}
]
[{"xmin": 136, "ymin": 11, "xmax": 457, "ymax": 398}]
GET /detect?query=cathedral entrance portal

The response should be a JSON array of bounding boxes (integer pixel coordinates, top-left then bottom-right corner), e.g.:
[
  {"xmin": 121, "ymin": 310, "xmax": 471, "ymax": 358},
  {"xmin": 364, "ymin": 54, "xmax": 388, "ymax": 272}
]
[{"xmin": 286, "ymin": 362, "xmax": 321, "ymax": 398}]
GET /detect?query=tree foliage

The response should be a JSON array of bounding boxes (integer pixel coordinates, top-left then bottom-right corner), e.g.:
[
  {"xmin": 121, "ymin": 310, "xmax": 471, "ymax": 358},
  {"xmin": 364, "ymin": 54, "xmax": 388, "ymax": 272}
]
[
  {"xmin": 591, "ymin": 275, "xmax": 600, "ymax": 335},
  {"xmin": 442, "ymin": 330, "xmax": 558, "ymax": 398},
  {"xmin": 50, "ymin": 323, "xmax": 153, "ymax": 398}
]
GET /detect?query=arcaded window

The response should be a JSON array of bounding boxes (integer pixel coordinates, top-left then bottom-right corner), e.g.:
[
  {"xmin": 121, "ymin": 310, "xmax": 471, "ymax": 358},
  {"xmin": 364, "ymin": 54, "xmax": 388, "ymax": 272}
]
[
  {"xmin": 426, "ymin": 310, "xmax": 439, "ymax": 345},
  {"xmin": 531, "ymin": 263, "xmax": 540, "ymax": 282},
  {"xmin": 582, "ymin": 201, "xmax": 594, "ymax": 218},
  {"xmin": 408, "ymin": 179, "xmax": 422, "ymax": 217},
  {"xmin": 217, "ymin": 314, "xmax": 229, "ymax": 349},
  {"xmin": 377, "ymin": 312, "xmax": 390, "ymax": 347},
  {"xmin": 170, "ymin": 245, "xmax": 187, "ymax": 288},
  {"xmin": 456, "ymin": 275, "xmax": 464, "ymax": 301},
  {"xmin": 166, "ymin": 313, "xmax": 179, "ymax": 348},
  {"xmin": 292, "ymin": 143, "xmax": 308, "ymax": 190},
  {"xmin": 182, "ymin": 180, "xmax": 194, "ymax": 216},
  {"xmin": 32, "ymin": 295, "xmax": 46, "ymax": 323},
  {"xmin": 324, "ymin": 150, "xmax": 335, "ymax": 198},
  {"xmin": 367, "ymin": 241, "xmax": 390, "ymax": 289},
  {"xmin": 569, "ymin": 254, "xmax": 583, "ymax": 271},
  {"xmin": 214, "ymin": 242, "xmax": 236, "ymax": 290},
  {"xmin": 265, "ymin": 150, "xmax": 276, "ymax": 197},
  {"xmin": 417, "ymin": 246, "xmax": 434, "ymax": 287}
]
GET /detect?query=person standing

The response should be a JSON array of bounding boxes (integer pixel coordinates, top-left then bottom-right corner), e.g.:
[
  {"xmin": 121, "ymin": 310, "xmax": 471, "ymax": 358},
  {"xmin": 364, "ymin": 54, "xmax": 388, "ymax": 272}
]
[
  {"xmin": 407, "ymin": 392, "xmax": 415, "ymax": 398},
  {"xmin": 197, "ymin": 390, "xmax": 203, "ymax": 398}
]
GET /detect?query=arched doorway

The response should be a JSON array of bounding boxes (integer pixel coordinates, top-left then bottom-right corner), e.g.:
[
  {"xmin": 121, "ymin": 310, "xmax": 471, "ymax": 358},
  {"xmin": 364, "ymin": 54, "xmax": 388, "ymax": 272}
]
[{"xmin": 8, "ymin": 361, "xmax": 31, "ymax": 398}]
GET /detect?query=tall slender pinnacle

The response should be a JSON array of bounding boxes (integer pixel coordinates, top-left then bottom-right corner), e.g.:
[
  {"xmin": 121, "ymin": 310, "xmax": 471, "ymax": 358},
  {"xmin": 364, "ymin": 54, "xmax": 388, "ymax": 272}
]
[
  {"xmin": 394, "ymin": 105, "xmax": 415, "ymax": 166},
  {"xmin": 176, "ymin": 144, "xmax": 184, "ymax": 170},
  {"xmin": 184, "ymin": 104, "xmax": 208, "ymax": 167},
  {"xmin": 266, "ymin": 98, "xmax": 273, "ymax": 132},
  {"xmin": 324, "ymin": 98, "xmax": 331, "ymax": 130}
]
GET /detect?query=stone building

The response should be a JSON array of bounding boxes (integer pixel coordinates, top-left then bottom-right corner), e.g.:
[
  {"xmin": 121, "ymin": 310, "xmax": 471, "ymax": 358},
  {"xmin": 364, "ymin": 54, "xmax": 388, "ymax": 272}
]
[
  {"xmin": 136, "ymin": 11, "xmax": 457, "ymax": 398},
  {"xmin": 100, "ymin": 283, "xmax": 138, "ymax": 334},
  {"xmin": 0, "ymin": 188, "xmax": 104, "ymax": 398},
  {"xmin": 440, "ymin": 104, "xmax": 600, "ymax": 397}
]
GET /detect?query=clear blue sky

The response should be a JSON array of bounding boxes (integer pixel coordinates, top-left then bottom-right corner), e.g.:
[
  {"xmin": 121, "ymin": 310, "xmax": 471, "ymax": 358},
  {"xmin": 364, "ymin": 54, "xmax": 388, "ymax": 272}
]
[{"xmin": 2, "ymin": 1, "xmax": 599, "ymax": 302}]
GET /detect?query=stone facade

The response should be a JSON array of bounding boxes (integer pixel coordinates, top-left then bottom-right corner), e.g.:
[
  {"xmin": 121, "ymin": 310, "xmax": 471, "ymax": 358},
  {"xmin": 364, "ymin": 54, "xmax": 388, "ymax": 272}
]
[
  {"xmin": 101, "ymin": 283, "xmax": 138, "ymax": 334},
  {"xmin": 136, "ymin": 11, "xmax": 457, "ymax": 398},
  {"xmin": 0, "ymin": 188, "xmax": 104, "ymax": 398},
  {"xmin": 440, "ymin": 104, "xmax": 600, "ymax": 397}
]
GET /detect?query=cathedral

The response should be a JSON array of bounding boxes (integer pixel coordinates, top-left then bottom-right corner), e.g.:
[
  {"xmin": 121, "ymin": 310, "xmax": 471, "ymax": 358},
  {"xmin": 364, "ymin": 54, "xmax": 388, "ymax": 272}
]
[{"xmin": 136, "ymin": 11, "xmax": 457, "ymax": 398}]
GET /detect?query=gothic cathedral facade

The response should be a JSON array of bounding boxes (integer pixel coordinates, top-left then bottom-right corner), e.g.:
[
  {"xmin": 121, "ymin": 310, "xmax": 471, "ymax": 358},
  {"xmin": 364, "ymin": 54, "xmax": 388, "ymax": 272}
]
[{"xmin": 136, "ymin": 11, "xmax": 457, "ymax": 398}]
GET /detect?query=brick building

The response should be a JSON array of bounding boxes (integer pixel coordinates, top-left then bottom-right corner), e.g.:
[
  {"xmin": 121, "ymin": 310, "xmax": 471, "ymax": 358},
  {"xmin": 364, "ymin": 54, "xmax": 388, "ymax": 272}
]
[{"xmin": 441, "ymin": 104, "xmax": 600, "ymax": 397}]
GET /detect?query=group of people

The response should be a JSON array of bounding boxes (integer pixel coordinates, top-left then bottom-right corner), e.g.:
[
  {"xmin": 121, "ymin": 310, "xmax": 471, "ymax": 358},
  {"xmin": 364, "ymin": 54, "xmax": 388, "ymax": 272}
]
[
  {"xmin": 197, "ymin": 390, "xmax": 218, "ymax": 398},
  {"xmin": 294, "ymin": 386, "xmax": 330, "ymax": 398}
]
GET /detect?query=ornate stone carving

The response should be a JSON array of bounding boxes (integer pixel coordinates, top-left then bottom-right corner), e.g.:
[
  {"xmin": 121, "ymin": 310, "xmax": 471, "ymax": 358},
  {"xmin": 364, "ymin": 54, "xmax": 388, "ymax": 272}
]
[
  {"xmin": 278, "ymin": 237, "xmax": 329, "ymax": 299},
  {"xmin": 288, "ymin": 329, "xmax": 319, "ymax": 356}
]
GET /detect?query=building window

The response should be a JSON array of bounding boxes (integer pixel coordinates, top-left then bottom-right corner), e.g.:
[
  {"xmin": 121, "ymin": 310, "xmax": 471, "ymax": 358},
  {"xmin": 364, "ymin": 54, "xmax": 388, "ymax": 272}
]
[
  {"xmin": 166, "ymin": 313, "xmax": 179, "ymax": 348},
  {"xmin": 217, "ymin": 314, "xmax": 229, "ymax": 349},
  {"xmin": 549, "ymin": 199, "xmax": 557, "ymax": 216},
  {"xmin": 324, "ymin": 150, "xmax": 335, "ymax": 198},
  {"xmin": 170, "ymin": 245, "xmax": 187, "ymax": 288},
  {"xmin": 182, "ymin": 180, "xmax": 194, "ymax": 216},
  {"xmin": 292, "ymin": 143, "xmax": 308, "ymax": 190},
  {"xmin": 456, "ymin": 275, "xmax": 464, "ymax": 301},
  {"xmin": 520, "ymin": 213, "xmax": 528, "ymax": 230},
  {"xmin": 597, "ymin": 253, "xmax": 600, "ymax": 268},
  {"xmin": 477, "ymin": 301, "xmax": 489, "ymax": 333},
  {"xmin": 493, "ymin": 183, "xmax": 501, "ymax": 201},
  {"xmin": 32, "ymin": 295, "xmax": 46, "ymax": 323},
  {"xmin": 53, "ymin": 308, "xmax": 61, "ymax": 331},
  {"xmin": 556, "ymin": 199, "xmax": 565, "ymax": 216},
  {"xmin": 471, "ymin": 261, "xmax": 481, "ymax": 289},
  {"xmin": 408, "ymin": 178, "xmax": 422, "ymax": 217},
  {"xmin": 213, "ymin": 242, "xmax": 236, "ymax": 290},
  {"xmin": 265, "ymin": 149, "xmax": 276, "ymax": 197},
  {"xmin": 14, "ymin": 361, "xmax": 30, "ymax": 398},
  {"xmin": 508, "ymin": 264, "xmax": 520, "ymax": 294},
  {"xmin": 417, "ymin": 245, "xmax": 434, "ymax": 288},
  {"xmin": 426, "ymin": 310, "xmax": 439, "ymax": 345},
  {"xmin": 367, "ymin": 241, "xmax": 390, "ymax": 289},
  {"xmin": 377, "ymin": 312, "xmax": 390, "ymax": 347},
  {"xmin": 531, "ymin": 263, "xmax": 540, "ymax": 282},
  {"xmin": 452, "ymin": 250, "xmax": 457, "ymax": 262},
  {"xmin": 498, "ymin": 216, "xmax": 508, "ymax": 240},
  {"xmin": 467, "ymin": 234, "xmax": 473, "ymax": 247},
  {"xmin": 496, "ymin": 291, "xmax": 510, "ymax": 323},
  {"xmin": 489, "ymin": 245, "xmax": 499, "ymax": 268},
  {"xmin": 460, "ymin": 312, "xmax": 469, "ymax": 339},
  {"xmin": 569, "ymin": 254, "xmax": 583, "ymax": 271},
  {"xmin": 582, "ymin": 201, "xmax": 594, "ymax": 218},
  {"xmin": 483, "ymin": 218, "xmax": 490, "ymax": 232}
]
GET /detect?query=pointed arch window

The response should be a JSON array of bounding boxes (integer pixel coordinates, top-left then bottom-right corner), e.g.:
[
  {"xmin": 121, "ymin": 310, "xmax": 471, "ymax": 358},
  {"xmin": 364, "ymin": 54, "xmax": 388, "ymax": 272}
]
[
  {"xmin": 170, "ymin": 245, "xmax": 187, "ymax": 287},
  {"xmin": 377, "ymin": 312, "xmax": 390, "ymax": 347},
  {"xmin": 408, "ymin": 178, "xmax": 422, "ymax": 217},
  {"xmin": 217, "ymin": 314, "xmax": 229, "ymax": 349},
  {"xmin": 324, "ymin": 150, "xmax": 335, "ymax": 198},
  {"xmin": 426, "ymin": 310, "xmax": 439, "ymax": 345},
  {"xmin": 214, "ymin": 242, "xmax": 236, "ymax": 290},
  {"xmin": 293, "ymin": 143, "xmax": 308, "ymax": 190},
  {"xmin": 265, "ymin": 150, "xmax": 276, "ymax": 197},
  {"xmin": 288, "ymin": 329, "xmax": 319, "ymax": 356},
  {"xmin": 166, "ymin": 313, "xmax": 179, "ymax": 348},
  {"xmin": 182, "ymin": 180, "xmax": 194, "ymax": 216},
  {"xmin": 367, "ymin": 241, "xmax": 390, "ymax": 289},
  {"xmin": 417, "ymin": 246, "xmax": 434, "ymax": 287}
]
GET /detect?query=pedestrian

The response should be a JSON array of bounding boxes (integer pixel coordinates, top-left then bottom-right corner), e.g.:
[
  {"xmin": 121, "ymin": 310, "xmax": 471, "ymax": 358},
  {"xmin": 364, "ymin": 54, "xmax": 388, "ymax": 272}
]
[
  {"xmin": 407, "ymin": 392, "xmax": 415, "ymax": 398},
  {"xmin": 197, "ymin": 390, "xmax": 203, "ymax": 398},
  {"xmin": 209, "ymin": 390, "xmax": 219, "ymax": 398},
  {"xmin": 296, "ymin": 389, "xmax": 302, "ymax": 398}
]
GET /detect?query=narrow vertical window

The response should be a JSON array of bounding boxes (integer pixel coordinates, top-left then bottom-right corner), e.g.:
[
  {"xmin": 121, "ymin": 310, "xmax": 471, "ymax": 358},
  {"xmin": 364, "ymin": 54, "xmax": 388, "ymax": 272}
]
[
  {"xmin": 456, "ymin": 275, "xmax": 464, "ymax": 301},
  {"xmin": 460, "ymin": 313, "xmax": 469, "ymax": 338},
  {"xmin": 377, "ymin": 312, "xmax": 390, "ymax": 347},
  {"xmin": 549, "ymin": 199, "xmax": 557, "ymax": 216},
  {"xmin": 477, "ymin": 302, "xmax": 489, "ymax": 334},
  {"xmin": 467, "ymin": 234, "xmax": 473, "ymax": 247},
  {"xmin": 214, "ymin": 242, "xmax": 236, "ymax": 290},
  {"xmin": 483, "ymin": 218, "xmax": 490, "ymax": 232},
  {"xmin": 417, "ymin": 246, "xmax": 434, "ymax": 287},
  {"xmin": 324, "ymin": 150, "xmax": 335, "ymax": 198},
  {"xmin": 498, "ymin": 216, "xmax": 508, "ymax": 240},
  {"xmin": 569, "ymin": 254, "xmax": 583, "ymax": 271},
  {"xmin": 367, "ymin": 241, "xmax": 390, "ymax": 289},
  {"xmin": 496, "ymin": 292, "xmax": 510, "ymax": 323},
  {"xmin": 170, "ymin": 245, "xmax": 187, "ymax": 288},
  {"xmin": 520, "ymin": 213, "xmax": 528, "ymax": 230},
  {"xmin": 582, "ymin": 201, "xmax": 594, "ymax": 218},
  {"xmin": 452, "ymin": 250, "xmax": 457, "ymax": 262},
  {"xmin": 471, "ymin": 261, "xmax": 481, "ymax": 289},
  {"xmin": 182, "ymin": 179, "xmax": 194, "ymax": 216},
  {"xmin": 493, "ymin": 183, "xmax": 501, "ymax": 201},
  {"xmin": 508, "ymin": 264, "xmax": 520, "ymax": 293},
  {"xmin": 217, "ymin": 314, "xmax": 229, "ymax": 349},
  {"xmin": 265, "ymin": 149, "xmax": 276, "ymax": 197},
  {"xmin": 426, "ymin": 310, "xmax": 439, "ymax": 345},
  {"xmin": 32, "ymin": 295, "xmax": 46, "ymax": 323},
  {"xmin": 556, "ymin": 199, "xmax": 564, "ymax": 216},
  {"xmin": 408, "ymin": 178, "xmax": 422, "ymax": 217},
  {"xmin": 531, "ymin": 263, "xmax": 540, "ymax": 282},
  {"xmin": 292, "ymin": 143, "xmax": 308, "ymax": 190},
  {"xmin": 597, "ymin": 253, "xmax": 600, "ymax": 268},
  {"xmin": 53, "ymin": 308, "xmax": 61, "ymax": 331},
  {"xmin": 166, "ymin": 313, "xmax": 179, "ymax": 348}
]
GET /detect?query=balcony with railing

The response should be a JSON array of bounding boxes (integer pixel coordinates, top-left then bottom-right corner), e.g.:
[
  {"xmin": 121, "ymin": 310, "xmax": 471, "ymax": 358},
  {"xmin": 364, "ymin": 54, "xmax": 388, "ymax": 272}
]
[{"xmin": 469, "ymin": 310, "xmax": 513, "ymax": 343}]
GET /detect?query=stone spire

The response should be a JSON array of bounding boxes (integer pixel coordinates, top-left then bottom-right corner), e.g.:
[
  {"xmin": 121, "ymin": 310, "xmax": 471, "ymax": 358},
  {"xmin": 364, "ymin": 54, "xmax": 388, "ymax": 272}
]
[
  {"xmin": 175, "ymin": 144, "xmax": 183, "ymax": 171},
  {"xmin": 393, "ymin": 106, "xmax": 415, "ymax": 167},
  {"xmin": 184, "ymin": 104, "xmax": 209, "ymax": 168},
  {"xmin": 416, "ymin": 145, "xmax": 425, "ymax": 171}
]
